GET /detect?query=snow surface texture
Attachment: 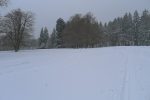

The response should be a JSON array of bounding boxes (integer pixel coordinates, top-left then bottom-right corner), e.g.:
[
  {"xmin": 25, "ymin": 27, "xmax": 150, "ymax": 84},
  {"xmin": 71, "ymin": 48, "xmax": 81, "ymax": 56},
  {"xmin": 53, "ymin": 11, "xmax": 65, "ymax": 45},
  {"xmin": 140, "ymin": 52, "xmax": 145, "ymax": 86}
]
[{"xmin": 0, "ymin": 47, "xmax": 150, "ymax": 100}]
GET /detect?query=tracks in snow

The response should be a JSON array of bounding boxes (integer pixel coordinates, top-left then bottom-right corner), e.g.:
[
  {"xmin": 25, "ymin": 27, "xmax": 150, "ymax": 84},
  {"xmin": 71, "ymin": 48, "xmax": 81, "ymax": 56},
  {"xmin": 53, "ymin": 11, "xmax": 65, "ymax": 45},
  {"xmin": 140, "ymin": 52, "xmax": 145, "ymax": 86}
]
[{"xmin": 120, "ymin": 49, "xmax": 130, "ymax": 100}]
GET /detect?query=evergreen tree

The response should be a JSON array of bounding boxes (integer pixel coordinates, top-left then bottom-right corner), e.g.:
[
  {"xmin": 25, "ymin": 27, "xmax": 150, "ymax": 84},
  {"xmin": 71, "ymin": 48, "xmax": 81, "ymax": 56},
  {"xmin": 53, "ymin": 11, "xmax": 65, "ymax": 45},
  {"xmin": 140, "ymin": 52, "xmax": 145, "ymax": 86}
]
[
  {"xmin": 139, "ymin": 10, "xmax": 150, "ymax": 45},
  {"xmin": 140, "ymin": 10, "xmax": 150, "ymax": 32},
  {"xmin": 39, "ymin": 27, "xmax": 49, "ymax": 48},
  {"xmin": 39, "ymin": 28, "xmax": 44, "ymax": 47},
  {"xmin": 44, "ymin": 27, "xmax": 49, "ymax": 46},
  {"xmin": 49, "ymin": 28, "xmax": 57, "ymax": 48},
  {"xmin": 107, "ymin": 17, "xmax": 122, "ymax": 46},
  {"xmin": 121, "ymin": 13, "xmax": 133, "ymax": 45},
  {"xmin": 133, "ymin": 10, "xmax": 140, "ymax": 45},
  {"xmin": 56, "ymin": 18, "xmax": 65, "ymax": 48}
]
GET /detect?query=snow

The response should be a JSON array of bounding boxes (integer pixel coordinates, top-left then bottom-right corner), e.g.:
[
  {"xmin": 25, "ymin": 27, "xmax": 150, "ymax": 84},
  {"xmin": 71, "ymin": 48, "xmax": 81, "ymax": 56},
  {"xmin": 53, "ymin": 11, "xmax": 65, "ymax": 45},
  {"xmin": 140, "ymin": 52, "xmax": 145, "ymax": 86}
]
[{"xmin": 0, "ymin": 46, "xmax": 150, "ymax": 100}]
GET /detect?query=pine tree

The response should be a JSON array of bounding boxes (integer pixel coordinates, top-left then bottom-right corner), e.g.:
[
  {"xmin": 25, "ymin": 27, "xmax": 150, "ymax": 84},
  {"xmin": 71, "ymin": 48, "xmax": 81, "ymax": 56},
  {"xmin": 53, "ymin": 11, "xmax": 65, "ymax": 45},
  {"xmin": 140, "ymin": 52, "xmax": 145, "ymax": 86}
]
[
  {"xmin": 39, "ymin": 28, "xmax": 44, "ymax": 47},
  {"xmin": 140, "ymin": 10, "xmax": 150, "ymax": 45},
  {"xmin": 43, "ymin": 27, "xmax": 49, "ymax": 47},
  {"xmin": 39, "ymin": 27, "xmax": 49, "ymax": 48},
  {"xmin": 140, "ymin": 10, "xmax": 150, "ymax": 32},
  {"xmin": 133, "ymin": 10, "xmax": 140, "ymax": 45},
  {"xmin": 56, "ymin": 18, "xmax": 65, "ymax": 48},
  {"xmin": 121, "ymin": 13, "xmax": 133, "ymax": 45},
  {"xmin": 49, "ymin": 28, "xmax": 57, "ymax": 48}
]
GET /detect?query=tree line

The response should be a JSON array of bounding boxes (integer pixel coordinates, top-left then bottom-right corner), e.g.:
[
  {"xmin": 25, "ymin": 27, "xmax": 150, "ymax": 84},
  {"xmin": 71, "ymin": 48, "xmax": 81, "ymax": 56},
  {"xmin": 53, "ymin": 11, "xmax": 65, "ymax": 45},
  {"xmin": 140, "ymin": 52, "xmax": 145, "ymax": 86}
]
[
  {"xmin": 47, "ymin": 10, "xmax": 150, "ymax": 48},
  {"xmin": 0, "ymin": 0, "xmax": 150, "ymax": 51}
]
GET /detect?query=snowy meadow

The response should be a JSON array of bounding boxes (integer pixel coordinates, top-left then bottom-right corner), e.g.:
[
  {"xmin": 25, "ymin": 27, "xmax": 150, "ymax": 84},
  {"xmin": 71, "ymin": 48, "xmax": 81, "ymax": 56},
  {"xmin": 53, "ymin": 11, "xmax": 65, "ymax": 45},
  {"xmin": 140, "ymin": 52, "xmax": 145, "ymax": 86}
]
[{"xmin": 0, "ymin": 47, "xmax": 150, "ymax": 100}]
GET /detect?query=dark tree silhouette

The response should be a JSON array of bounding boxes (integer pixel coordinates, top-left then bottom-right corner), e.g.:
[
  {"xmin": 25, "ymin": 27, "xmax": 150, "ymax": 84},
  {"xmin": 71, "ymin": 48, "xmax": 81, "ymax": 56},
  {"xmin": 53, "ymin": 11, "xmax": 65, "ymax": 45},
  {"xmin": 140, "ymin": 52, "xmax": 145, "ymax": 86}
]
[{"xmin": 3, "ymin": 9, "xmax": 34, "ymax": 52}]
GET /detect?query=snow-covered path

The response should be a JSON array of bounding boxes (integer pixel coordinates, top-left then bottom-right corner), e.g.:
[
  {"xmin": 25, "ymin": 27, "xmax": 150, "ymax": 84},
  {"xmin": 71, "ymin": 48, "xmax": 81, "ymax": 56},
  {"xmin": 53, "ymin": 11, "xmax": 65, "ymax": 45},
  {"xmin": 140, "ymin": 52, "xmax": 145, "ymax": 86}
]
[{"xmin": 0, "ymin": 47, "xmax": 150, "ymax": 100}]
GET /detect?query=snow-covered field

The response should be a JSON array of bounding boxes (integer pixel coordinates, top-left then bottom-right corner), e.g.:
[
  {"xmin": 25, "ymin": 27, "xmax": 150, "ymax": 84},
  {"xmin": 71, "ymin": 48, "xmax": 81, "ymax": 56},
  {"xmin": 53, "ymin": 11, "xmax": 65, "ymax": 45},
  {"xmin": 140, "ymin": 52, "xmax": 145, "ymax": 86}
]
[{"xmin": 0, "ymin": 47, "xmax": 150, "ymax": 100}]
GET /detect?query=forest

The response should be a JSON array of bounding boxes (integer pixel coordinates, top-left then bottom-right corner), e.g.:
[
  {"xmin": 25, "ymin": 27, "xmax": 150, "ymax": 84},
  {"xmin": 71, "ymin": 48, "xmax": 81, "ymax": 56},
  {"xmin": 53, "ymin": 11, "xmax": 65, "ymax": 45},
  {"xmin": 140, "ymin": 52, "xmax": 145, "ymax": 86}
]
[{"xmin": 0, "ymin": 0, "xmax": 150, "ymax": 51}]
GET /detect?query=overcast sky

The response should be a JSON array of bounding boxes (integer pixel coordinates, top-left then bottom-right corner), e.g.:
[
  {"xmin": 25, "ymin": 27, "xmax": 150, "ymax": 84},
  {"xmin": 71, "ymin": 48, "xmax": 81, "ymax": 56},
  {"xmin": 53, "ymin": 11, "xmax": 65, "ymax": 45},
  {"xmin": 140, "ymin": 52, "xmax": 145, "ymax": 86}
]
[{"xmin": 1, "ymin": 0, "xmax": 150, "ymax": 38}]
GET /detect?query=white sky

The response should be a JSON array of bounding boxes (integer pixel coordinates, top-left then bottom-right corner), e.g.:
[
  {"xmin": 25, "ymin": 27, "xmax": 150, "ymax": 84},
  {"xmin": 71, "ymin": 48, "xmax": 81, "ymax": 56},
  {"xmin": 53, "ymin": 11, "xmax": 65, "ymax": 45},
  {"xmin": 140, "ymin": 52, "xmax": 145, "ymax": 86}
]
[{"xmin": 1, "ymin": 0, "xmax": 150, "ymax": 38}]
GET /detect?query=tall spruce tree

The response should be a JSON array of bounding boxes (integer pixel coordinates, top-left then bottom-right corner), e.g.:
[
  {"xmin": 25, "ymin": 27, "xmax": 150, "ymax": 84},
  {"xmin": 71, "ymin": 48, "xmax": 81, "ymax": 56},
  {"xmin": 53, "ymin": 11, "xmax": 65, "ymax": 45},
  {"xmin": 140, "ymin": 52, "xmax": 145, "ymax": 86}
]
[
  {"xmin": 44, "ymin": 27, "xmax": 49, "ymax": 45},
  {"xmin": 121, "ymin": 13, "xmax": 133, "ymax": 45},
  {"xmin": 140, "ymin": 10, "xmax": 150, "ymax": 45},
  {"xmin": 56, "ymin": 18, "xmax": 65, "ymax": 48},
  {"xmin": 39, "ymin": 27, "xmax": 49, "ymax": 48},
  {"xmin": 140, "ymin": 10, "xmax": 150, "ymax": 32},
  {"xmin": 133, "ymin": 10, "xmax": 140, "ymax": 45},
  {"xmin": 39, "ymin": 28, "xmax": 44, "ymax": 47},
  {"xmin": 49, "ymin": 28, "xmax": 57, "ymax": 48}
]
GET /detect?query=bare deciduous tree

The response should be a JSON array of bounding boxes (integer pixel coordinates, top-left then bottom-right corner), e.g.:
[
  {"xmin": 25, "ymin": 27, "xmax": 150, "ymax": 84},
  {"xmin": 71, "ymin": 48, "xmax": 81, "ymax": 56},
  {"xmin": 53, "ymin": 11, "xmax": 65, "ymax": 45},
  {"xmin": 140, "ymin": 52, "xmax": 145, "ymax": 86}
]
[
  {"xmin": 3, "ymin": 9, "xmax": 34, "ymax": 52},
  {"xmin": 0, "ymin": 0, "xmax": 8, "ymax": 7}
]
